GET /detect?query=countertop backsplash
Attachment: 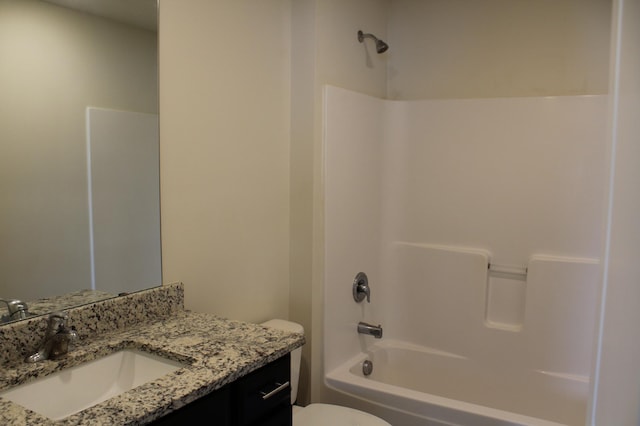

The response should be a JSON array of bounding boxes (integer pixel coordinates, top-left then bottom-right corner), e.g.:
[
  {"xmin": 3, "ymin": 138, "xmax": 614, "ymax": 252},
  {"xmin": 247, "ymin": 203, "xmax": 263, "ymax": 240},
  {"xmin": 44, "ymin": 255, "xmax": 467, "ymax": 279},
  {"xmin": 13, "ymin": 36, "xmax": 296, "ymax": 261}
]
[{"xmin": 0, "ymin": 283, "xmax": 184, "ymax": 366}]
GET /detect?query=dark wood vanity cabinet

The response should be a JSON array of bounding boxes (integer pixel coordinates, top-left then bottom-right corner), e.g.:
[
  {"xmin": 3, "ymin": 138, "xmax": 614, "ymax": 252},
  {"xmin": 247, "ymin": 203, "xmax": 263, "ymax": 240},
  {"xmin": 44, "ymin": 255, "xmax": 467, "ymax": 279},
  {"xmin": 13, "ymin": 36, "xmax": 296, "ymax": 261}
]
[{"xmin": 152, "ymin": 353, "xmax": 291, "ymax": 426}]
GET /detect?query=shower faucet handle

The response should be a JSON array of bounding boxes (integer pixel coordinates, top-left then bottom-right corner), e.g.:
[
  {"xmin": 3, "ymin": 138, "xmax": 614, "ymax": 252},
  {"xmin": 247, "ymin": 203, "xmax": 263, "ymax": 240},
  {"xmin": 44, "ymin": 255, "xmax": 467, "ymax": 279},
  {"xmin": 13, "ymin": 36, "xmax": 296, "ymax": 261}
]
[{"xmin": 353, "ymin": 272, "xmax": 370, "ymax": 303}]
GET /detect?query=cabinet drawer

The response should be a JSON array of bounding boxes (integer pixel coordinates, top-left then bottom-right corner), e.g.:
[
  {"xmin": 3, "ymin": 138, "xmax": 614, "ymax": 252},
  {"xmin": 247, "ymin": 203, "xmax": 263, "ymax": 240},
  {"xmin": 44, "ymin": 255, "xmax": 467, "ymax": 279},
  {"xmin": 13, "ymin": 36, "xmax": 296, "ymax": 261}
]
[{"xmin": 233, "ymin": 353, "xmax": 291, "ymax": 426}]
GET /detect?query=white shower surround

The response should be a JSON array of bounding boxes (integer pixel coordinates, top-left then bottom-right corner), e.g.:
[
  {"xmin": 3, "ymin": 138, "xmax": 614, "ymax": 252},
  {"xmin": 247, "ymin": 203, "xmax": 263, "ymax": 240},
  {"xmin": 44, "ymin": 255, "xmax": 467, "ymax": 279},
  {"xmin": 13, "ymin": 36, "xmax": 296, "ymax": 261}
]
[{"xmin": 323, "ymin": 86, "xmax": 607, "ymax": 425}]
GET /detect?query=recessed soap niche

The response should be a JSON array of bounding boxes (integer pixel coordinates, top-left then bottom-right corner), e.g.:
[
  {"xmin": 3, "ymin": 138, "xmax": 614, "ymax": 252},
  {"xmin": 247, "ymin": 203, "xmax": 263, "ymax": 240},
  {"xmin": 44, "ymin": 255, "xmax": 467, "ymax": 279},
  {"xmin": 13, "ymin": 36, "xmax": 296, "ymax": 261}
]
[{"xmin": 485, "ymin": 264, "xmax": 527, "ymax": 331}]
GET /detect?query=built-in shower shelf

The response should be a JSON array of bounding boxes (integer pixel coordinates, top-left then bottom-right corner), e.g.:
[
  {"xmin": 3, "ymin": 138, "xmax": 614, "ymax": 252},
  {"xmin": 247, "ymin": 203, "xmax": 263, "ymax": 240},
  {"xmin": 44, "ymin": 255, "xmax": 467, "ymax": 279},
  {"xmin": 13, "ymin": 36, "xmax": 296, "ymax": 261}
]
[{"xmin": 485, "ymin": 262, "xmax": 528, "ymax": 331}]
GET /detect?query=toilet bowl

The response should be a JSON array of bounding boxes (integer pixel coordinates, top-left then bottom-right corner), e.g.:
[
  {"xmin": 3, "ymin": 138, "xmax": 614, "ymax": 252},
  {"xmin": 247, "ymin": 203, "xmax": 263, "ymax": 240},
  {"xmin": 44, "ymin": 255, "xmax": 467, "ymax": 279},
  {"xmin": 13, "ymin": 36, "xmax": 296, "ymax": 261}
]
[
  {"xmin": 261, "ymin": 319, "xmax": 391, "ymax": 426},
  {"xmin": 292, "ymin": 403, "xmax": 391, "ymax": 426}
]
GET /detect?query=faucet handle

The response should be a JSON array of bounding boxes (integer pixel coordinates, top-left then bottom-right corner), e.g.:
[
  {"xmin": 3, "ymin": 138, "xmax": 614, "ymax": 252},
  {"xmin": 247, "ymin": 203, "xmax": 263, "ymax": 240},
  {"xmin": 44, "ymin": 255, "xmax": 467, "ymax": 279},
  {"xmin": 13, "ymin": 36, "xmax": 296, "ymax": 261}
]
[
  {"xmin": 353, "ymin": 272, "xmax": 371, "ymax": 303},
  {"xmin": 46, "ymin": 312, "xmax": 68, "ymax": 334}
]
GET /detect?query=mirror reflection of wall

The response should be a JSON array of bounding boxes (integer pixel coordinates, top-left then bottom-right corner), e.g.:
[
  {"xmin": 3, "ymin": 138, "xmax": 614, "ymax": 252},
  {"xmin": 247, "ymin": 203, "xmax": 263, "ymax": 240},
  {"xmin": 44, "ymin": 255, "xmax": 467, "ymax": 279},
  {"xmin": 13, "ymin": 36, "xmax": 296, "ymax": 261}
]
[{"xmin": 0, "ymin": 0, "xmax": 159, "ymax": 302}]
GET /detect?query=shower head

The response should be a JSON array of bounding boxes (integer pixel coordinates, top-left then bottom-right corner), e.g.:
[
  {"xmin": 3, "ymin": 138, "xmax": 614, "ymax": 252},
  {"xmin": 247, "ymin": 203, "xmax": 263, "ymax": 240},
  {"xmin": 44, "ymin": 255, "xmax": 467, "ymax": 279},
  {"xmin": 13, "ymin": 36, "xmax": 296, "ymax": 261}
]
[{"xmin": 357, "ymin": 30, "xmax": 389, "ymax": 54}]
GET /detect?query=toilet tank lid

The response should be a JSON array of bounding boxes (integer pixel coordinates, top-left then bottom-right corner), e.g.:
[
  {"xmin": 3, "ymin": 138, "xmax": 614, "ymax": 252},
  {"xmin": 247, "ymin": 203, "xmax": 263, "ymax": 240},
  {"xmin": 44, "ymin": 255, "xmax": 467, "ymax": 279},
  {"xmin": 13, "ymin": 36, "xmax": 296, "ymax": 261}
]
[{"xmin": 261, "ymin": 319, "xmax": 304, "ymax": 334}]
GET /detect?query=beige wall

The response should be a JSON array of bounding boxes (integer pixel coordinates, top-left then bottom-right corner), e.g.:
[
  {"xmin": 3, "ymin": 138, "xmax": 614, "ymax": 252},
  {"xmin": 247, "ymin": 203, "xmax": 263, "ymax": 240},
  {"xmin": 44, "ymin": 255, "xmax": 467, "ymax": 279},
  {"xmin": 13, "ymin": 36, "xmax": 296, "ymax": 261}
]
[
  {"xmin": 159, "ymin": 0, "xmax": 291, "ymax": 323},
  {"xmin": 0, "ymin": 0, "xmax": 157, "ymax": 301},
  {"xmin": 387, "ymin": 0, "xmax": 612, "ymax": 99},
  {"xmin": 316, "ymin": 0, "xmax": 389, "ymax": 99},
  {"xmin": 289, "ymin": 0, "xmax": 316, "ymax": 406}
]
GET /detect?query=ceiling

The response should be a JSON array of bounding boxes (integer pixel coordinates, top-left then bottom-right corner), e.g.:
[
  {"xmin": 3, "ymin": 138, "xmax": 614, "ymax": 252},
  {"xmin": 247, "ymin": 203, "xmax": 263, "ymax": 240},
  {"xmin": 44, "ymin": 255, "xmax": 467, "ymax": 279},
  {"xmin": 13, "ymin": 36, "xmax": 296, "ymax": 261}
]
[{"xmin": 42, "ymin": 0, "xmax": 157, "ymax": 32}]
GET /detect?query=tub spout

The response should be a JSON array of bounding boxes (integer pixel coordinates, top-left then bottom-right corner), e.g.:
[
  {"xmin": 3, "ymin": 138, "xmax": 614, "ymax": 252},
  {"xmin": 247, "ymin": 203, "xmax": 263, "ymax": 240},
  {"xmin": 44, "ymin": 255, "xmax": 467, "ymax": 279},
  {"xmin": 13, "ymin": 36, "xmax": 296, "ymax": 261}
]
[{"xmin": 358, "ymin": 322, "xmax": 383, "ymax": 339}]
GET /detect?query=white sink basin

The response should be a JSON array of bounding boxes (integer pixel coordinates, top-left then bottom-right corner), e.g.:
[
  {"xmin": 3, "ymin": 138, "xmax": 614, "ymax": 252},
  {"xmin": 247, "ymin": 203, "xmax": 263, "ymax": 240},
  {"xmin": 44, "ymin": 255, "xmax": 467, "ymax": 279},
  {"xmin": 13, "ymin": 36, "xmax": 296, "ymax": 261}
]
[{"xmin": 0, "ymin": 349, "xmax": 187, "ymax": 420}]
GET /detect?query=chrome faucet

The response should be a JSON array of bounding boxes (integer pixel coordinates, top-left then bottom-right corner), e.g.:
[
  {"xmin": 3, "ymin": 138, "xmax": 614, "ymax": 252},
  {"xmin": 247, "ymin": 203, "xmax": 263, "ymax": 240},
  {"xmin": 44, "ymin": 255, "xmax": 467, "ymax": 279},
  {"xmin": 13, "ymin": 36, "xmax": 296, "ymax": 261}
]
[
  {"xmin": 357, "ymin": 321, "xmax": 383, "ymax": 339},
  {"xmin": 25, "ymin": 312, "xmax": 78, "ymax": 363},
  {"xmin": 0, "ymin": 298, "xmax": 29, "ymax": 321}
]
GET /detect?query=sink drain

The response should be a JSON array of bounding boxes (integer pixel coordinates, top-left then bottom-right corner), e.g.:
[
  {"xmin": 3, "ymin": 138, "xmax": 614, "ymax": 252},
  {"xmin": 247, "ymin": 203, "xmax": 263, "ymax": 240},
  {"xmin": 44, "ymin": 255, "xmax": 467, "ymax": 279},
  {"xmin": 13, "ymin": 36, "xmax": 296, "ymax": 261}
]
[{"xmin": 362, "ymin": 360, "xmax": 373, "ymax": 376}]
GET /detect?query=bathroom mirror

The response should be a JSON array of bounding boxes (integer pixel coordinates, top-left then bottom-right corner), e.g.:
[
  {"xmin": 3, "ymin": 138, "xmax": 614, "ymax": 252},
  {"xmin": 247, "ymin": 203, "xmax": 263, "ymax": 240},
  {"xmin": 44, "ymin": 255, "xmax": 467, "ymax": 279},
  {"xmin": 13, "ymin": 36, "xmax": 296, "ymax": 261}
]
[{"xmin": 0, "ymin": 0, "xmax": 160, "ymax": 323}]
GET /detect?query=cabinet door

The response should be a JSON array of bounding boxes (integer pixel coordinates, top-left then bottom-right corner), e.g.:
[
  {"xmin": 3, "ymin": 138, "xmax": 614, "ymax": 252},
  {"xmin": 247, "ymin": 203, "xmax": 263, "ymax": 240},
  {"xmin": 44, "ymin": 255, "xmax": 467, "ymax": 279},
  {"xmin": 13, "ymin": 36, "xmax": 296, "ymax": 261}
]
[
  {"xmin": 150, "ymin": 385, "xmax": 231, "ymax": 426},
  {"xmin": 233, "ymin": 354, "xmax": 292, "ymax": 426},
  {"xmin": 250, "ymin": 405, "xmax": 291, "ymax": 426}
]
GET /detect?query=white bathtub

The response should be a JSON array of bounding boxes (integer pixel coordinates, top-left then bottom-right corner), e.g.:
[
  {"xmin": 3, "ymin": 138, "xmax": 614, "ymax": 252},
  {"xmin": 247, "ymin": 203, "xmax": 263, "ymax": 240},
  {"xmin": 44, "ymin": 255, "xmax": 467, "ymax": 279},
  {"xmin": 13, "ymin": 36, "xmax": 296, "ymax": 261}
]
[{"xmin": 325, "ymin": 340, "xmax": 588, "ymax": 426}]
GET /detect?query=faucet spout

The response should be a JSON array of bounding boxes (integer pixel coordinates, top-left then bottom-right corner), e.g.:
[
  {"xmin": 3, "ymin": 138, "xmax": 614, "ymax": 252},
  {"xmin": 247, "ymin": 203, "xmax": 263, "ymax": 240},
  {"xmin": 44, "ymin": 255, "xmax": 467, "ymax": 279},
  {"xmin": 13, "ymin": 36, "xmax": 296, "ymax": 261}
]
[
  {"xmin": 25, "ymin": 312, "xmax": 78, "ymax": 363},
  {"xmin": 357, "ymin": 321, "xmax": 383, "ymax": 339}
]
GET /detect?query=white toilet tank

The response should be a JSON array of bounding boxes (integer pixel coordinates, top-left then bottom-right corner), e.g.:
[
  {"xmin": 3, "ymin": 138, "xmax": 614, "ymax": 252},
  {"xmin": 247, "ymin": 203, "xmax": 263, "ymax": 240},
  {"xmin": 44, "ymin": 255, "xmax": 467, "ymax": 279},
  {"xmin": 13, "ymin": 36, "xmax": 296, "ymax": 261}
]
[{"xmin": 261, "ymin": 319, "xmax": 303, "ymax": 405}]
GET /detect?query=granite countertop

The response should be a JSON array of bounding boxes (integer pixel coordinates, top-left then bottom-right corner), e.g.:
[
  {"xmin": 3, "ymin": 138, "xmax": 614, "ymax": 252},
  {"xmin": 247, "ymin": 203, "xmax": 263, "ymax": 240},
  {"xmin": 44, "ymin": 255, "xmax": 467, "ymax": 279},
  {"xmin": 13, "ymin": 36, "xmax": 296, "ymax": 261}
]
[{"xmin": 0, "ymin": 310, "xmax": 305, "ymax": 425}]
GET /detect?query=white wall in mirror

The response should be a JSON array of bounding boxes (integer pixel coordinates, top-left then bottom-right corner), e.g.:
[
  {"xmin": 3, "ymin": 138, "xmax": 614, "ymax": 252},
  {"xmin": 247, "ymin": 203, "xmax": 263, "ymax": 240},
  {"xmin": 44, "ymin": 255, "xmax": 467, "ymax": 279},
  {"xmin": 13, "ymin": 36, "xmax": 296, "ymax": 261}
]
[
  {"xmin": 87, "ymin": 108, "xmax": 160, "ymax": 295},
  {"xmin": 0, "ymin": 0, "xmax": 158, "ymax": 301}
]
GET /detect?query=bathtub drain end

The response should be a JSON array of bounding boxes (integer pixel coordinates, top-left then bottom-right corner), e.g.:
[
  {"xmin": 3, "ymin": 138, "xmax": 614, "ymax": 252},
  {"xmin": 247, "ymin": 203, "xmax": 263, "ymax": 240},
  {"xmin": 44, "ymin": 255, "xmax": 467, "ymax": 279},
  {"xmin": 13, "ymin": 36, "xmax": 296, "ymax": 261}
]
[{"xmin": 363, "ymin": 360, "xmax": 373, "ymax": 376}]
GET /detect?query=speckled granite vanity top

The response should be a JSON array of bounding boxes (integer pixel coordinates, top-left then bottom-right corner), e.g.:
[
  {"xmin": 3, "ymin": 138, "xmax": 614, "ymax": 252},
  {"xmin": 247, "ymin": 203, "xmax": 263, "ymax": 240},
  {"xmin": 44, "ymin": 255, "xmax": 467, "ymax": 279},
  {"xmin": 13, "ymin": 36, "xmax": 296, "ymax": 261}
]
[{"xmin": 0, "ymin": 283, "xmax": 304, "ymax": 425}]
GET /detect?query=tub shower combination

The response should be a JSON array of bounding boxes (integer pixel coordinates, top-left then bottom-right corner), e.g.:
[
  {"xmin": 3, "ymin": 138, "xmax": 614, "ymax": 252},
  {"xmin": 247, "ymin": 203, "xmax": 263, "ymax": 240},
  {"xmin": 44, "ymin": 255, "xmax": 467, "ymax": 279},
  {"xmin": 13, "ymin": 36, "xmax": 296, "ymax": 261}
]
[{"xmin": 323, "ymin": 86, "xmax": 607, "ymax": 425}]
